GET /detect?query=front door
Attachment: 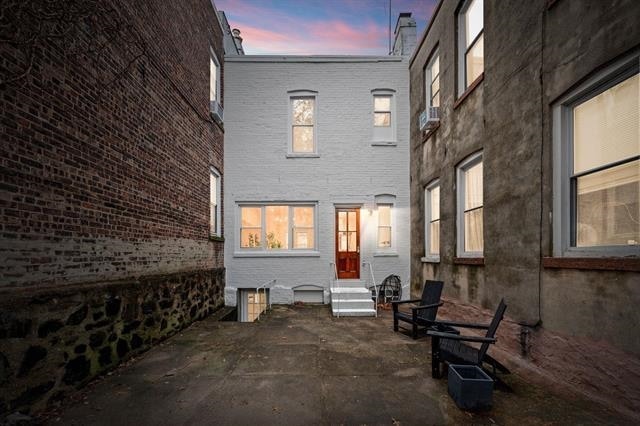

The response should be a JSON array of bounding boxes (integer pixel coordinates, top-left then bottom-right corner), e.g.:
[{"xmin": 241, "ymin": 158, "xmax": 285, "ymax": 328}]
[{"xmin": 335, "ymin": 208, "xmax": 360, "ymax": 279}]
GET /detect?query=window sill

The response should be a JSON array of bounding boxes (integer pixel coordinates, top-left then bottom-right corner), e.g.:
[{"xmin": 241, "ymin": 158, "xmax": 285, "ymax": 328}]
[
  {"xmin": 371, "ymin": 141, "xmax": 397, "ymax": 147},
  {"xmin": 422, "ymin": 123, "xmax": 440, "ymax": 142},
  {"xmin": 421, "ymin": 256, "xmax": 440, "ymax": 263},
  {"xmin": 453, "ymin": 257, "xmax": 484, "ymax": 266},
  {"xmin": 233, "ymin": 251, "xmax": 321, "ymax": 258},
  {"xmin": 542, "ymin": 257, "xmax": 640, "ymax": 272},
  {"xmin": 209, "ymin": 235, "xmax": 225, "ymax": 243},
  {"xmin": 454, "ymin": 73, "xmax": 484, "ymax": 110},
  {"xmin": 286, "ymin": 153, "xmax": 320, "ymax": 158},
  {"xmin": 373, "ymin": 251, "xmax": 398, "ymax": 257}
]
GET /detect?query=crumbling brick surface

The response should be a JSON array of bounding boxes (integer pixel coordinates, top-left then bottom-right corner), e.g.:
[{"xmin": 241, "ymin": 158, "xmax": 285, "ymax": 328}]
[{"xmin": 439, "ymin": 297, "xmax": 640, "ymax": 423}]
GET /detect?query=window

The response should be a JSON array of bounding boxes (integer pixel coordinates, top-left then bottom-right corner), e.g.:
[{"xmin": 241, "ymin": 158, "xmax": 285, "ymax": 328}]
[
  {"xmin": 425, "ymin": 180, "xmax": 440, "ymax": 260},
  {"xmin": 374, "ymin": 96, "xmax": 391, "ymax": 127},
  {"xmin": 457, "ymin": 0, "xmax": 484, "ymax": 95},
  {"xmin": 553, "ymin": 55, "xmax": 639, "ymax": 256},
  {"xmin": 239, "ymin": 204, "xmax": 317, "ymax": 251},
  {"xmin": 377, "ymin": 204, "xmax": 392, "ymax": 248},
  {"xmin": 425, "ymin": 51, "xmax": 440, "ymax": 108},
  {"xmin": 289, "ymin": 92, "xmax": 317, "ymax": 154},
  {"xmin": 457, "ymin": 152, "xmax": 483, "ymax": 256},
  {"xmin": 372, "ymin": 89, "xmax": 396, "ymax": 142},
  {"xmin": 210, "ymin": 167, "xmax": 221, "ymax": 237},
  {"xmin": 210, "ymin": 49, "xmax": 222, "ymax": 119}
]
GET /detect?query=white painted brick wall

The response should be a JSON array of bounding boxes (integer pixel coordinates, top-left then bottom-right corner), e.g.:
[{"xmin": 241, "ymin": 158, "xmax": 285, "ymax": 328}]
[{"xmin": 223, "ymin": 56, "xmax": 410, "ymax": 306}]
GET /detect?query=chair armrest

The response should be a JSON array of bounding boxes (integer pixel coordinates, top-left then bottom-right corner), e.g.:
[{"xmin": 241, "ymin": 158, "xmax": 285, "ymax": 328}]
[
  {"xmin": 429, "ymin": 319, "xmax": 490, "ymax": 329},
  {"xmin": 410, "ymin": 302, "xmax": 443, "ymax": 311},
  {"xmin": 391, "ymin": 299, "xmax": 421, "ymax": 305},
  {"xmin": 427, "ymin": 330, "xmax": 496, "ymax": 344}
]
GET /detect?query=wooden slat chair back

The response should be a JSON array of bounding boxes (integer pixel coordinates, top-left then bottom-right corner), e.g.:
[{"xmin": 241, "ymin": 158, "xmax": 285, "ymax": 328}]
[
  {"xmin": 478, "ymin": 298, "xmax": 507, "ymax": 362},
  {"xmin": 416, "ymin": 280, "xmax": 443, "ymax": 321}
]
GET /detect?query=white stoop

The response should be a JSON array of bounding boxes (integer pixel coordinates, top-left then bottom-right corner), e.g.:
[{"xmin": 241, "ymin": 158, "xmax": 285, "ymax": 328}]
[{"xmin": 330, "ymin": 280, "xmax": 376, "ymax": 317}]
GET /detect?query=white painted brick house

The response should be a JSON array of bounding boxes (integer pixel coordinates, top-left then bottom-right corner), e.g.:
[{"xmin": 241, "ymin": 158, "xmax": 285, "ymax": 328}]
[{"xmin": 223, "ymin": 16, "xmax": 415, "ymax": 320}]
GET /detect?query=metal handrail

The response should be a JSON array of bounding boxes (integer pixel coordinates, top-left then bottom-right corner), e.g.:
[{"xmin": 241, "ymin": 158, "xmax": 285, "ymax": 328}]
[
  {"xmin": 255, "ymin": 279, "xmax": 275, "ymax": 321},
  {"xmin": 362, "ymin": 261, "xmax": 378, "ymax": 317},
  {"xmin": 329, "ymin": 262, "xmax": 340, "ymax": 318}
]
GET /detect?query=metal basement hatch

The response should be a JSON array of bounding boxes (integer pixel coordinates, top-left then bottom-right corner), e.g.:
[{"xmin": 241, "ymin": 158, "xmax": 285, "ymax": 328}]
[{"xmin": 293, "ymin": 285, "xmax": 324, "ymax": 304}]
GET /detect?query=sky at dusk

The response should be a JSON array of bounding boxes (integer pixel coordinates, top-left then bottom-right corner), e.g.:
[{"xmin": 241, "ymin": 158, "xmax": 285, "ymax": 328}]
[{"xmin": 215, "ymin": 0, "xmax": 438, "ymax": 55}]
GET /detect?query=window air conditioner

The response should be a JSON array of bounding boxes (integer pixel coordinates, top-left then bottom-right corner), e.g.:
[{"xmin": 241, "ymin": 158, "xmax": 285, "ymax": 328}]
[
  {"xmin": 419, "ymin": 107, "xmax": 440, "ymax": 131},
  {"xmin": 210, "ymin": 101, "xmax": 224, "ymax": 121}
]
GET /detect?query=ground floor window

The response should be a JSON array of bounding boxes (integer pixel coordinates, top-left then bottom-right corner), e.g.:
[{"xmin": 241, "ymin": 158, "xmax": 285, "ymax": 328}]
[
  {"xmin": 553, "ymin": 53, "xmax": 639, "ymax": 256},
  {"xmin": 457, "ymin": 152, "xmax": 483, "ymax": 256},
  {"xmin": 239, "ymin": 203, "xmax": 317, "ymax": 251},
  {"xmin": 425, "ymin": 180, "xmax": 440, "ymax": 259}
]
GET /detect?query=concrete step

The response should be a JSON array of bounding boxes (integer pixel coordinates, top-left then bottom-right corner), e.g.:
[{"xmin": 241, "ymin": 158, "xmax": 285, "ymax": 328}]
[
  {"xmin": 330, "ymin": 287, "xmax": 370, "ymax": 294},
  {"xmin": 331, "ymin": 307, "xmax": 377, "ymax": 317},
  {"xmin": 330, "ymin": 291, "xmax": 372, "ymax": 301},
  {"xmin": 334, "ymin": 280, "xmax": 367, "ymax": 289},
  {"xmin": 330, "ymin": 299, "xmax": 375, "ymax": 310}
]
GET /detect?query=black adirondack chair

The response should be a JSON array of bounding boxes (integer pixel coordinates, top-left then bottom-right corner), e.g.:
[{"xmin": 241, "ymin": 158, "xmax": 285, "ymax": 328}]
[
  {"xmin": 392, "ymin": 280, "xmax": 444, "ymax": 339},
  {"xmin": 427, "ymin": 298, "xmax": 510, "ymax": 379}
]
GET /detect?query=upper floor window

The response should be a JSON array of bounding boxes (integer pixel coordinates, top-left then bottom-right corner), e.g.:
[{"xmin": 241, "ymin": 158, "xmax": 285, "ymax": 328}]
[
  {"xmin": 239, "ymin": 204, "xmax": 317, "ymax": 251},
  {"xmin": 425, "ymin": 180, "xmax": 440, "ymax": 260},
  {"xmin": 372, "ymin": 89, "xmax": 396, "ymax": 142},
  {"xmin": 425, "ymin": 51, "xmax": 440, "ymax": 108},
  {"xmin": 553, "ymin": 54, "xmax": 639, "ymax": 257},
  {"xmin": 289, "ymin": 91, "xmax": 317, "ymax": 155},
  {"xmin": 458, "ymin": 0, "xmax": 484, "ymax": 95},
  {"xmin": 210, "ymin": 49, "xmax": 222, "ymax": 120},
  {"xmin": 210, "ymin": 167, "xmax": 221, "ymax": 237},
  {"xmin": 457, "ymin": 152, "xmax": 483, "ymax": 256}
]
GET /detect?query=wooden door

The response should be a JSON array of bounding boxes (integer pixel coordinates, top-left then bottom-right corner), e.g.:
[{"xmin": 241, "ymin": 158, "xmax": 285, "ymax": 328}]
[{"xmin": 335, "ymin": 208, "xmax": 360, "ymax": 279}]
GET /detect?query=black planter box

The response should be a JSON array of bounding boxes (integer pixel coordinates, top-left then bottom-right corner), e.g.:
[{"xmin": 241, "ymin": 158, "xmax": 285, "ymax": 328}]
[{"xmin": 447, "ymin": 364, "xmax": 493, "ymax": 411}]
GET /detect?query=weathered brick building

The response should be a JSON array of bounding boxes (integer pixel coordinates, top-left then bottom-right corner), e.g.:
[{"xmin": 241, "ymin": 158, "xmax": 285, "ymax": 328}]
[
  {"xmin": 409, "ymin": 0, "xmax": 639, "ymax": 418},
  {"xmin": 0, "ymin": 0, "xmax": 225, "ymax": 415}
]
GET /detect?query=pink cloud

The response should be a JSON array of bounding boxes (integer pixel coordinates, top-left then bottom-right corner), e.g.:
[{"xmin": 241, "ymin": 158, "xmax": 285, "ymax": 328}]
[{"xmin": 307, "ymin": 20, "xmax": 386, "ymax": 50}]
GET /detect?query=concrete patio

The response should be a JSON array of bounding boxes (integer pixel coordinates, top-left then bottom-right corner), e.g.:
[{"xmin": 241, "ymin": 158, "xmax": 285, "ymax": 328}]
[{"xmin": 46, "ymin": 305, "xmax": 628, "ymax": 425}]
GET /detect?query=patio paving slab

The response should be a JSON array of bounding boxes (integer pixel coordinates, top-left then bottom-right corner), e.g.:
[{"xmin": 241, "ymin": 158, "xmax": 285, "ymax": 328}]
[{"xmin": 47, "ymin": 305, "xmax": 633, "ymax": 425}]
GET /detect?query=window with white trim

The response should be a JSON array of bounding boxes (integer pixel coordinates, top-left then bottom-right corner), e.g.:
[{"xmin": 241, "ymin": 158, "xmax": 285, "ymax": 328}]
[
  {"xmin": 553, "ymin": 55, "xmax": 639, "ymax": 256},
  {"xmin": 209, "ymin": 49, "xmax": 222, "ymax": 120},
  {"xmin": 239, "ymin": 204, "xmax": 316, "ymax": 251},
  {"xmin": 210, "ymin": 167, "xmax": 221, "ymax": 237},
  {"xmin": 425, "ymin": 50, "xmax": 440, "ymax": 108},
  {"xmin": 457, "ymin": 0, "xmax": 483, "ymax": 95},
  {"xmin": 457, "ymin": 152, "xmax": 483, "ymax": 256},
  {"xmin": 377, "ymin": 204, "xmax": 392, "ymax": 248},
  {"xmin": 372, "ymin": 89, "xmax": 396, "ymax": 142},
  {"xmin": 289, "ymin": 93, "xmax": 316, "ymax": 154},
  {"xmin": 425, "ymin": 180, "xmax": 440, "ymax": 259}
]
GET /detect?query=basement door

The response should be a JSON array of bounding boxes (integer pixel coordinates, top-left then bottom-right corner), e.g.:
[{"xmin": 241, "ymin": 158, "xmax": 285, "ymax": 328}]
[{"xmin": 335, "ymin": 208, "xmax": 360, "ymax": 279}]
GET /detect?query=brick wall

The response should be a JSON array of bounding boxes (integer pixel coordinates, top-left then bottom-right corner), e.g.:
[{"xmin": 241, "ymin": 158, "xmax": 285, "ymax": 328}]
[
  {"xmin": 0, "ymin": 0, "xmax": 225, "ymax": 416},
  {"xmin": 223, "ymin": 57, "xmax": 411, "ymax": 306},
  {"xmin": 0, "ymin": 0, "xmax": 224, "ymax": 289}
]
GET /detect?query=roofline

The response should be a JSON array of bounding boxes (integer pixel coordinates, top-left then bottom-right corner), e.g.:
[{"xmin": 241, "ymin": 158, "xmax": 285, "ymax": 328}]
[
  {"xmin": 409, "ymin": 0, "xmax": 444, "ymax": 68},
  {"xmin": 225, "ymin": 55, "xmax": 405, "ymax": 63},
  {"xmin": 210, "ymin": 0, "xmax": 225, "ymax": 34}
]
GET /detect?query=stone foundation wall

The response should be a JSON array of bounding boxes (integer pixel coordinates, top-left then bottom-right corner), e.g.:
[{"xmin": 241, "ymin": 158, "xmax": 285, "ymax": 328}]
[{"xmin": 0, "ymin": 268, "xmax": 224, "ymax": 416}]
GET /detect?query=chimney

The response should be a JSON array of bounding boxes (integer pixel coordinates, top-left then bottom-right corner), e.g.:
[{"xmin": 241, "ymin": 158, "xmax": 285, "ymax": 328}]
[
  {"xmin": 231, "ymin": 29, "xmax": 245, "ymax": 54},
  {"xmin": 391, "ymin": 12, "xmax": 417, "ymax": 56},
  {"xmin": 218, "ymin": 11, "xmax": 245, "ymax": 55}
]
